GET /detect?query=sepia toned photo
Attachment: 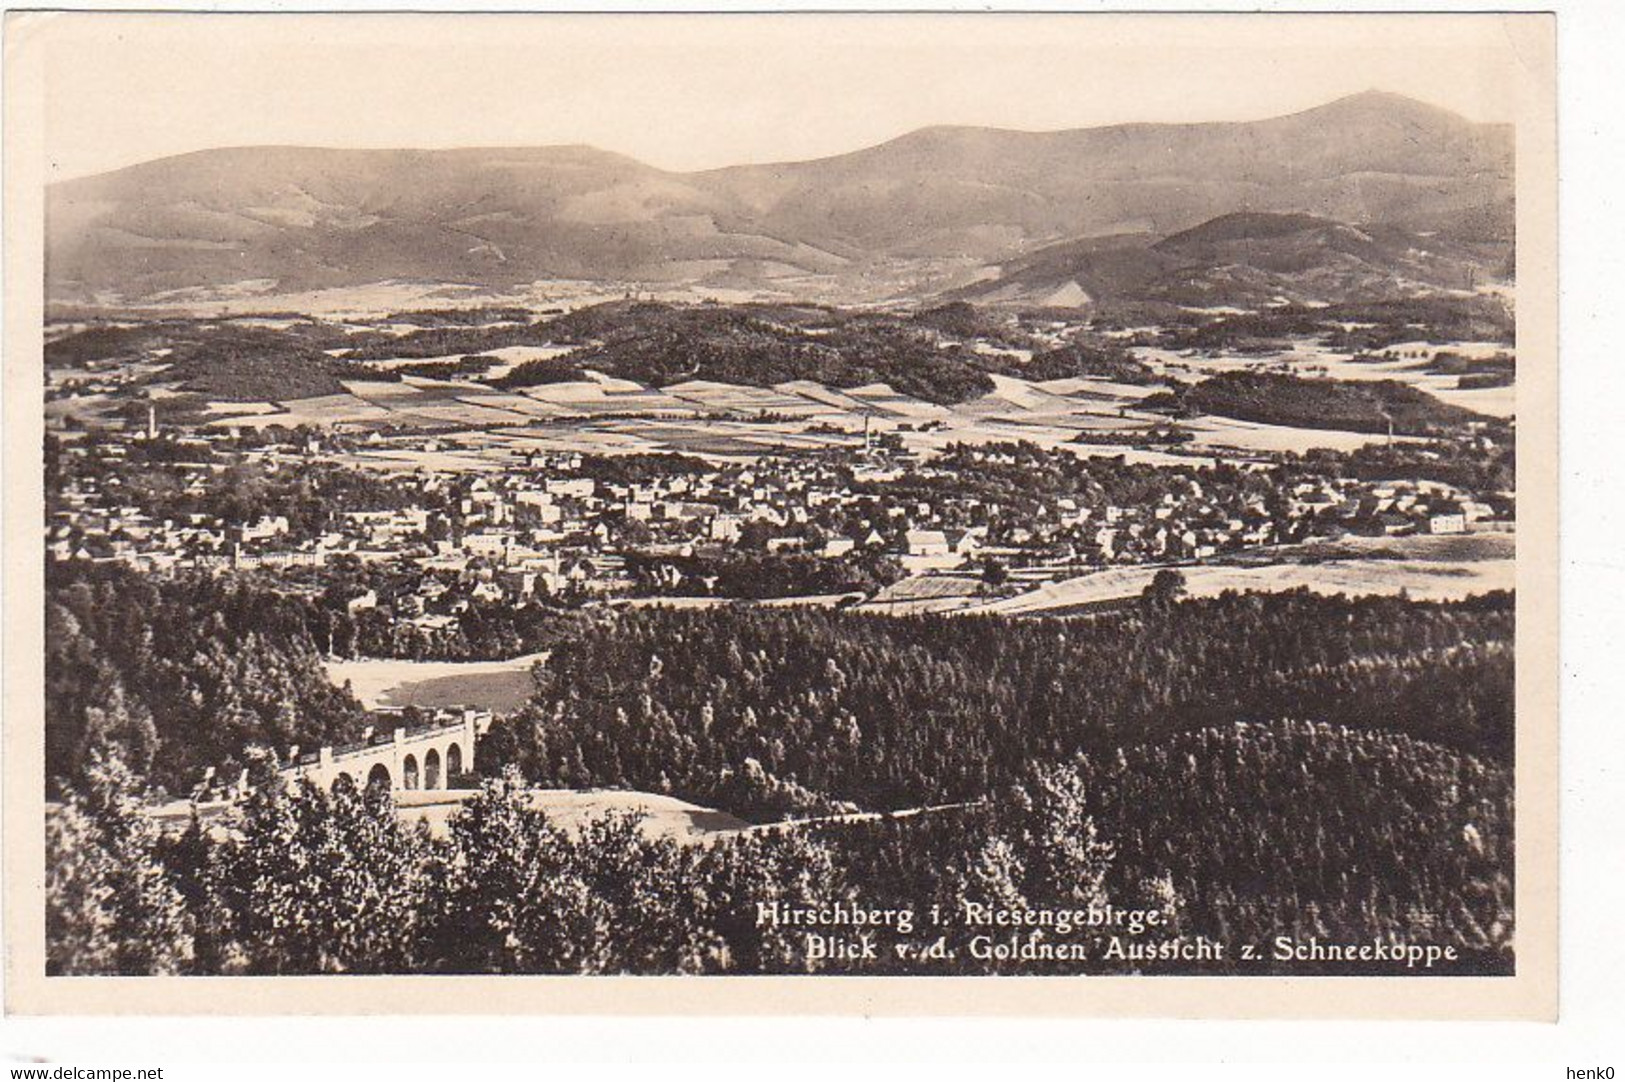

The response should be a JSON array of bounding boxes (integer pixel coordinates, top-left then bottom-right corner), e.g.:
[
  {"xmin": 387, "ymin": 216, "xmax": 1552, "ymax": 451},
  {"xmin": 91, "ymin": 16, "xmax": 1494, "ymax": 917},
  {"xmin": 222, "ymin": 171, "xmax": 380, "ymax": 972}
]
[{"xmin": 2, "ymin": 10, "xmax": 1557, "ymax": 1017}]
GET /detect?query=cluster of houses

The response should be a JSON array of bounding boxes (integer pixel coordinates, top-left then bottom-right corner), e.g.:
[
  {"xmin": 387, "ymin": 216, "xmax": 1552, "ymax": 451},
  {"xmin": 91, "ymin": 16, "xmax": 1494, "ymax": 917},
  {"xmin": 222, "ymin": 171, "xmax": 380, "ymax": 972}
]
[
  {"xmin": 49, "ymin": 423, "xmax": 1511, "ymax": 621},
  {"xmin": 1321, "ymin": 479, "xmax": 1502, "ymax": 538}
]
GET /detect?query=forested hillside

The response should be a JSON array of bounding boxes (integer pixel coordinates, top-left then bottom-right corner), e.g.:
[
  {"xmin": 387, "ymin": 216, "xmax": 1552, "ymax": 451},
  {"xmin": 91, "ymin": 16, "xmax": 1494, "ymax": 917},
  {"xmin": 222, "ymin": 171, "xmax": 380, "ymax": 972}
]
[
  {"xmin": 480, "ymin": 592, "xmax": 1514, "ymax": 820},
  {"xmin": 43, "ymin": 570, "xmax": 1517, "ymax": 976},
  {"xmin": 808, "ymin": 719, "xmax": 1513, "ymax": 974},
  {"xmin": 48, "ymin": 718, "xmax": 1512, "ymax": 976},
  {"xmin": 1146, "ymin": 371, "xmax": 1486, "ymax": 435},
  {"xmin": 496, "ymin": 303, "xmax": 997, "ymax": 404},
  {"xmin": 45, "ymin": 564, "xmax": 367, "ymax": 798},
  {"xmin": 45, "ymin": 562, "xmax": 1514, "ymax": 823}
]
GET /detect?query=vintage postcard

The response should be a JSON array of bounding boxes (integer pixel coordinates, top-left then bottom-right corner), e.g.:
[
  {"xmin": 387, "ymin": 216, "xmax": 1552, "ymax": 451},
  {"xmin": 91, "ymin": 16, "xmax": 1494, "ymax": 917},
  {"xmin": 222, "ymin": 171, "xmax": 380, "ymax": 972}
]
[{"xmin": 2, "ymin": 11, "xmax": 1556, "ymax": 1017}]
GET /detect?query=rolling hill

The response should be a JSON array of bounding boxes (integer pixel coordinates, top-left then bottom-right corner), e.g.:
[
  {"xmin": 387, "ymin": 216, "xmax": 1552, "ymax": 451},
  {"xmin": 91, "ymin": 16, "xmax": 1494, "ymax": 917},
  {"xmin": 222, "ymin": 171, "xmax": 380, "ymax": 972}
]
[
  {"xmin": 47, "ymin": 90, "xmax": 1513, "ymax": 306},
  {"xmin": 1143, "ymin": 370, "xmax": 1488, "ymax": 436},
  {"xmin": 952, "ymin": 210, "xmax": 1512, "ymax": 308}
]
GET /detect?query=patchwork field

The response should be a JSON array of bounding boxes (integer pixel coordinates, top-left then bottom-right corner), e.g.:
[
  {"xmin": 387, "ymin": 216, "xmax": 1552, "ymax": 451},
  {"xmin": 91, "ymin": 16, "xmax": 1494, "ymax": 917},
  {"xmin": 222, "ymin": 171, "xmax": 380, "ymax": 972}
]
[
  {"xmin": 138, "ymin": 352, "xmax": 1500, "ymax": 463},
  {"xmin": 1177, "ymin": 414, "xmax": 1414, "ymax": 454},
  {"xmin": 860, "ymin": 575, "xmax": 987, "ymax": 614},
  {"xmin": 145, "ymin": 786, "xmax": 750, "ymax": 844},
  {"xmin": 970, "ymin": 533, "xmax": 1515, "ymax": 615},
  {"xmin": 608, "ymin": 593, "xmax": 861, "ymax": 611},
  {"xmin": 360, "ymin": 344, "xmax": 573, "ymax": 379},
  {"xmin": 1135, "ymin": 339, "xmax": 1516, "ymax": 420},
  {"xmin": 393, "ymin": 788, "xmax": 750, "ymax": 843},
  {"xmin": 324, "ymin": 650, "xmax": 549, "ymax": 712},
  {"xmin": 861, "ymin": 532, "xmax": 1515, "ymax": 617}
]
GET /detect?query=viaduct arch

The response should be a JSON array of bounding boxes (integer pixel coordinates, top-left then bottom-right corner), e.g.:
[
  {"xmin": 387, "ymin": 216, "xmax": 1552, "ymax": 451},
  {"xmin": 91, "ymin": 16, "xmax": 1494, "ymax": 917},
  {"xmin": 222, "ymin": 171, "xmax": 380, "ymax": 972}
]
[{"xmin": 277, "ymin": 709, "xmax": 487, "ymax": 795}]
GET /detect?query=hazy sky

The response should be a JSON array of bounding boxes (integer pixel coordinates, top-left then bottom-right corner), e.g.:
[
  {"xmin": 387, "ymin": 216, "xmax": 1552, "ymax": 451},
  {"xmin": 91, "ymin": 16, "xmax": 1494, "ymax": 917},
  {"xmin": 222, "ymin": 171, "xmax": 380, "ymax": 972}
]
[{"xmin": 28, "ymin": 12, "xmax": 1528, "ymax": 181}]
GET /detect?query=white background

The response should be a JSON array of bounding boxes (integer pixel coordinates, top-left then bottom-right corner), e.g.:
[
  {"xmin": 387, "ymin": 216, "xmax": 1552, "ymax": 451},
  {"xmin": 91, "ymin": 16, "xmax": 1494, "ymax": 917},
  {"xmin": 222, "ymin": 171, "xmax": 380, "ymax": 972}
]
[{"xmin": 2, "ymin": 0, "xmax": 1621, "ymax": 1071}]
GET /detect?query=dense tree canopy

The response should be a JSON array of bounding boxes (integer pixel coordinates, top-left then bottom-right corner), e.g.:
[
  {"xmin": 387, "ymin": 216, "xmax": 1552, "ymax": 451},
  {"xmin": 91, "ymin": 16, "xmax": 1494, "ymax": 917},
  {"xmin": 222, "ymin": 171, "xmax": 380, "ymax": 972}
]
[
  {"xmin": 50, "ymin": 718, "xmax": 1512, "ymax": 976},
  {"xmin": 481, "ymin": 591, "xmax": 1514, "ymax": 821},
  {"xmin": 46, "ymin": 563, "xmax": 367, "ymax": 798}
]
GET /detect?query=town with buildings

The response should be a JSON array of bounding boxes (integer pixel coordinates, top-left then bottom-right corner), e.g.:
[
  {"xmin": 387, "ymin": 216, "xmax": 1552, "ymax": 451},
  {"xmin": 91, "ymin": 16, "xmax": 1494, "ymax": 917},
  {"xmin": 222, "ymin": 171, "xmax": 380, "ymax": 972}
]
[
  {"xmin": 46, "ymin": 398, "xmax": 1510, "ymax": 642},
  {"xmin": 30, "ymin": 51, "xmax": 1536, "ymax": 984}
]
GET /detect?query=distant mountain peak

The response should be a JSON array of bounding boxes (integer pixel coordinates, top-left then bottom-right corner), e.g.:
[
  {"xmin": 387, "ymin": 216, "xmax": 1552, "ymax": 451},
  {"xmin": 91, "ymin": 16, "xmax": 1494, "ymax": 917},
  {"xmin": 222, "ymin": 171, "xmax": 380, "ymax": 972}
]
[
  {"xmin": 47, "ymin": 91, "xmax": 1514, "ymax": 307},
  {"xmin": 1287, "ymin": 89, "xmax": 1485, "ymax": 128},
  {"xmin": 1154, "ymin": 212, "xmax": 1340, "ymax": 250}
]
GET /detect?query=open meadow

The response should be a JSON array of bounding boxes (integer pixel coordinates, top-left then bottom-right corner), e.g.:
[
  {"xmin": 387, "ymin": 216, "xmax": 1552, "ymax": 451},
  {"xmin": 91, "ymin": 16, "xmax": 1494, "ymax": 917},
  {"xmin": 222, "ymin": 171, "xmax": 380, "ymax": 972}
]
[{"xmin": 323, "ymin": 651, "xmax": 549, "ymax": 712}]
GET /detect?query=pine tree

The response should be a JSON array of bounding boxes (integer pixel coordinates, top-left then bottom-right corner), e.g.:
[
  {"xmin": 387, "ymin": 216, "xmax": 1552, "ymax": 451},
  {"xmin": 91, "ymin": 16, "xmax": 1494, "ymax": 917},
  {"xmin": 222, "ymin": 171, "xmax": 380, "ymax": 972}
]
[
  {"xmin": 45, "ymin": 751, "xmax": 193, "ymax": 975},
  {"xmin": 1004, "ymin": 762, "xmax": 1115, "ymax": 909},
  {"xmin": 201, "ymin": 763, "xmax": 430, "ymax": 974}
]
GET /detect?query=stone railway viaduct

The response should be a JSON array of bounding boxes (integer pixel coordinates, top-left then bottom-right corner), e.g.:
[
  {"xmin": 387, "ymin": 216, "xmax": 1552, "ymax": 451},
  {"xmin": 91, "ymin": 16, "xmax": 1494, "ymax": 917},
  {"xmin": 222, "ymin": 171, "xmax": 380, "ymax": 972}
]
[{"xmin": 279, "ymin": 709, "xmax": 488, "ymax": 793}]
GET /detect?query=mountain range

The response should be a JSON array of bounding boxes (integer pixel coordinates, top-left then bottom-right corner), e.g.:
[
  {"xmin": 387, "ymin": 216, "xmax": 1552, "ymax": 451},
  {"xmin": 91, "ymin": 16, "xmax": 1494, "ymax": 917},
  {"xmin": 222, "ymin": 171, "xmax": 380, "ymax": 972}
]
[{"xmin": 46, "ymin": 90, "xmax": 1513, "ymax": 307}]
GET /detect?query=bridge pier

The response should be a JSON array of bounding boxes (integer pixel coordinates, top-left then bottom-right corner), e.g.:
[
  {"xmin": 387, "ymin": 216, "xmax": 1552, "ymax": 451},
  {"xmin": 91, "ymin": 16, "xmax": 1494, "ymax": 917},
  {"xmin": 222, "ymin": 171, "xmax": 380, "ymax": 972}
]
[{"xmin": 273, "ymin": 708, "xmax": 487, "ymax": 796}]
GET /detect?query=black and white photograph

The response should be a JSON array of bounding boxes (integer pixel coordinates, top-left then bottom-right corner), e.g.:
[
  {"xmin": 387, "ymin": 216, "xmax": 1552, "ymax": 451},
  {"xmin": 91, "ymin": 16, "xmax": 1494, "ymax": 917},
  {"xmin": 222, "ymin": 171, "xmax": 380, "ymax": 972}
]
[{"xmin": 3, "ymin": 9, "xmax": 1559, "ymax": 1017}]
